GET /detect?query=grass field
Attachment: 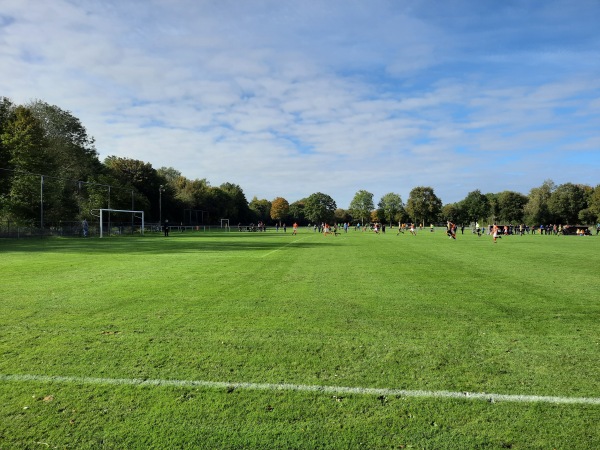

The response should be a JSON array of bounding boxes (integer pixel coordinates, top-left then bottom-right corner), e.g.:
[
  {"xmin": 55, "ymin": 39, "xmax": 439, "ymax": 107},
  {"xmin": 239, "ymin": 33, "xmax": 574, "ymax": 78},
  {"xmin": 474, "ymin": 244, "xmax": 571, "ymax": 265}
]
[{"xmin": 1, "ymin": 227, "xmax": 599, "ymax": 449}]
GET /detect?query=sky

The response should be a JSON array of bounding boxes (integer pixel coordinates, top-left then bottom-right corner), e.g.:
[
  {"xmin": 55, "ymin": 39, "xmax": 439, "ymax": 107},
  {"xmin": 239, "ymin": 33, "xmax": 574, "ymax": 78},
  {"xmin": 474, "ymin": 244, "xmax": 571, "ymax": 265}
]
[{"xmin": 1, "ymin": 0, "xmax": 599, "ymax": 208}]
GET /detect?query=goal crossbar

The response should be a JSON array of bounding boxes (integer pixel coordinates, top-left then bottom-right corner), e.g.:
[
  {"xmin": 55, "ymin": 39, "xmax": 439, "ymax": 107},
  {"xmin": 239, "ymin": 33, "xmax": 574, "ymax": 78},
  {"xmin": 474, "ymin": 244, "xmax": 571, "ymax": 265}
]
[{"xmin": 98, "ymin": 208, "xmax": 145, "ymax": 238}]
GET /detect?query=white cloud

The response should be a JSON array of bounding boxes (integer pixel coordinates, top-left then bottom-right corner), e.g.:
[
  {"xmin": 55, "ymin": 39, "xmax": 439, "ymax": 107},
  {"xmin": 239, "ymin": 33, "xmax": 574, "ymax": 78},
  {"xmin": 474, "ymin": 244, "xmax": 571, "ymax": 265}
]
[{"xmin": 1, "ymin": 0, "xmax": 599, "ymax": 207}]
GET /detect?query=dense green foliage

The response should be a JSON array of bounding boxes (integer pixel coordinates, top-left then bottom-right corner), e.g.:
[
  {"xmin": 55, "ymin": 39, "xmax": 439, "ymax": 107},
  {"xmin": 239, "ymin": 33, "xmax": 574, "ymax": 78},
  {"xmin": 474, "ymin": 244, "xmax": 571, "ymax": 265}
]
[
  {"xmin": 349, "ymin": 189, "xmax": 374, "ymax": 225},
  {"xmin": 0, "ymin": 99, "xmax": 255, "ymax": 226},
  {"xmin": 1, "ymin": 229, "xmax": 599, "ymax": 448},
  {"xmin": 377, "ymin": 192, "xmax": 404, "ymax": 226},
  {"xmin": 406, "ymin": 186, "xmax": 443, "ymax": 225},
  {"xmin": 303, "ymin": 192, "xmax": 337, "ymax": 223},
  {"xmin": 1, "ymin": 96, "xmax": 599, "ymax": 228}
]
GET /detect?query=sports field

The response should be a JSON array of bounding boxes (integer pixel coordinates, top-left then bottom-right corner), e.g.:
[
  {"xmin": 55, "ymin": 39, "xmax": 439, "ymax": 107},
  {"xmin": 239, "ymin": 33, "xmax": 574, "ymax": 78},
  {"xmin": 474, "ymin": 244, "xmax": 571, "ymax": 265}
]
[{"xmin": 1, "ymin": 228, "xmax": 599, "ymax": 449}]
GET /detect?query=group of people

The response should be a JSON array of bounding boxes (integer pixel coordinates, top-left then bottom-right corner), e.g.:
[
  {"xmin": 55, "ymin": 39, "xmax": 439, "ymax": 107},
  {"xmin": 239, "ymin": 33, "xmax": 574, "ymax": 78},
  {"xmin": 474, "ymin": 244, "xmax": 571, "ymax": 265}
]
[
  {"xmin": 395, "ymin": 221, "xmax": 500, "ymax": 243},
  {"xmin": 237, "ymin": 222, "xmax": 268, "ymax": 232},
  {"xmin": 310, "ymin": 222, "xmax": 345, "ymax": 235},
  {"xmin": 227, "ymin": 220, "xmax": 600, "ymax": 241},
  {"xmin": 574, "ymin": 228, "xmax": 591, "ymax": 236},
  {"xmin": 396, "ymin": 223, "xmax": 417, "ymax": 236}
]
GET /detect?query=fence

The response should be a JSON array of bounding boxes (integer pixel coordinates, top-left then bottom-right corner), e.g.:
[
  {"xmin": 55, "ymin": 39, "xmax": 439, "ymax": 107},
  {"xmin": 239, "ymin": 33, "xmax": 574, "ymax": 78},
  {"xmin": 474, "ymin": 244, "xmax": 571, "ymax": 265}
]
[
  {"xmin": 0, "ymin": 220, "xmax": 225, "ymax": 238},
  {"xmin": 0, "ymin": 220, "xmax": 142, "ymax": 238}
]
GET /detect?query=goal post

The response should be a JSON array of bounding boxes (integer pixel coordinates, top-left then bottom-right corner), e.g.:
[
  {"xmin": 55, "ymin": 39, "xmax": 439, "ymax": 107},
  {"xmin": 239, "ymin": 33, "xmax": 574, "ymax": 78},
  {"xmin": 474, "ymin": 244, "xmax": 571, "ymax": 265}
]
[
  {"xmin": 98, "ymin": 209, "xmax": 145, "ymax": 238},
  {"xmin": 220, "ymin": 219, "xmax": 230, "ymax": 231}
]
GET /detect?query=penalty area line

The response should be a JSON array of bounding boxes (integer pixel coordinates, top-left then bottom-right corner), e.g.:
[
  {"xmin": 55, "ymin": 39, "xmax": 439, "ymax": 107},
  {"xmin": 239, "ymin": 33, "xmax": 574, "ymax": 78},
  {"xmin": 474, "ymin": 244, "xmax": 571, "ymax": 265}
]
[{"xmin": 1, "ymin": 374, "xmax": 599, "ymax": 405}]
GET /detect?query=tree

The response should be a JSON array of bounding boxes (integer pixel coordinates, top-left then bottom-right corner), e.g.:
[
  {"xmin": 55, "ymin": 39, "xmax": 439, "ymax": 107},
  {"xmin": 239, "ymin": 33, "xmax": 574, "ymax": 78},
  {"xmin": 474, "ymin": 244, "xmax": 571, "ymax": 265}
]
[
  {"xmin": 496, "ymin": 191, "xmax": 528, "ymax": 223},
  {"xmin": 441, "ymin": 203, "xmax": 462, "ymax": 224},
  {"xmin": 349, "ymin": 190, "xmax": 374, "ymax": 225},
  {"xmin": 157, "ymin": 167, "xmax": 182, "ymax": 184},
  {"xmin": 378, "ymin": 192, "xmax": 403, "ymax": 226},
  {"xmin": 82, "ymin": 172, "xmax": 141, "ymax": 216},
  {"xmin": 460, "ymin": 190, "xmax": 490, "ymax": 224},
  {"xmin": 334, "ymin": 208, "xmax": 351, "ymax": 224},
  {"xmin": 524, "ymin": 180, "xmax": 555, "ymax": 225},
  {"xmin": 406, "ymin": 186, "xmax": 442, "ymax": 226},
  {"xmin": 548, "ymin": 183, "xmax": 587, "ymax": 224},
  {"xmin": 27, "ymin": 100, "xmax": 101, "ymax": 220},
  {"xmin": 175, "ymin": 177, "xmax": 208, "ymax": 209},
  {"xmin": 304, "ymin": 192, "xmax": 336, "ymax": 224},
  {"xmin": 289, "ymin": 200, "xmax": 306, "ymax": 223},
  {"xmin": 249, "ymin": 196, "xmax": 271, "ymax": 222},
  {"xmin": 220, "ymin": 182, "xmax": 251, "ymax": 223},
  {"xmin": 28, "ymin": 100, "xmax": 98, "ymax": 178},
  {"xmin": 1, "ymin": 105, "xmax": 56, "ymax": 224},
  {"xmin": 105, "ymin": 156, "xmax": 160, "ymax": 189},
  {"xmin": 270, "ymin": 197, "xmax": 290, "ymax": 224},
  {"xmin": 586, "ymin": 185, "xmax": 600, "ymax": 223},
  {"xmin": 172, "ymin": 177, "xmax": 211, "ymax": 224},
  {"xmin": 205, "ymin": 186, "xmax": 232, "ymax": 223},
  {"xmin": 0, "ymin": 97, "xmax": 15, "ymax": 207},
  {"xmin": 104, "ymin": 156, "xmax": 164, "ymax": 219},
  {"xmin": 157, "ymin": 167, "xmax": 187, "ymax": 222},
  {"xmin": 578, "ymin": 207, "xmax": 597, "ymax": 225}
]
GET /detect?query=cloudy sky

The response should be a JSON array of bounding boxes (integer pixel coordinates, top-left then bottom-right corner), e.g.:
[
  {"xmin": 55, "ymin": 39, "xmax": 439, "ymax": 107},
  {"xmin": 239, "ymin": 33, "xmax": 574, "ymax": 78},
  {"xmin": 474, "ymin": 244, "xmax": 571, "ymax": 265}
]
[{"xmin": 1, "ymin": 0, "xmax": 599, "ymax": 208}]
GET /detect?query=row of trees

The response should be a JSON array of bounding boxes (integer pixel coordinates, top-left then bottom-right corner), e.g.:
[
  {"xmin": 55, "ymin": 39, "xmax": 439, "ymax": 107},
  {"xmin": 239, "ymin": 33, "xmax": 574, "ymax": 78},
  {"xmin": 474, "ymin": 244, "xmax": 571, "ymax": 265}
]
[
  {"xmin": 0, "ymin": 98, "xmax": 257, "ymax": 227},
  {"xmin": 1, "ymin": 97, "xmax": 599, "ymax": 228},
  {"xmin": 340, "ymin": 183, "xmax": 600, "ymax": 228},
  {"xmin": 442, "ymin": 182, "xmax": 600, "ymax": 227}
]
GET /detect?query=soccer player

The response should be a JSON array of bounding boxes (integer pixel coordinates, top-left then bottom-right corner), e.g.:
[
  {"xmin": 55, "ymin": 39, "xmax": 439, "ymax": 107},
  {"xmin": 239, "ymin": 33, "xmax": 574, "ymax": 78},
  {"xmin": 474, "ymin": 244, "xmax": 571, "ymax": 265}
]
[
  {"xmin": 492, "ymin": 224, "xmax": 499, "ymax": 243},
  {"xmin": 396, "ymin": 221, "xmax": 404, "ymax": 235},
  {"xmin": 447, "ymin": 221, "xmax": 456, "ymax": 239}
]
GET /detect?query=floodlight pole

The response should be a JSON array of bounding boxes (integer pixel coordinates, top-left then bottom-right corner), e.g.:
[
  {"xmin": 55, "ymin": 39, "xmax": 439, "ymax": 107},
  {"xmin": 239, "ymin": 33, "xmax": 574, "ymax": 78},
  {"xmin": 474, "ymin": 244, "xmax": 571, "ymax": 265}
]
[
  {"xmin": 107, "ymin": 185, "xmax": 111, "ymax": 232},
  {"xmin": 159, "ymin": 185, "xmax": 164, "ymax": 224},
  {"xmin": 131, "ymin": 190, "xmax": 135, "ymax": 232},
  {"xmin": 40, "ymin": 175, "xmax": 44, "ymax": 230}
]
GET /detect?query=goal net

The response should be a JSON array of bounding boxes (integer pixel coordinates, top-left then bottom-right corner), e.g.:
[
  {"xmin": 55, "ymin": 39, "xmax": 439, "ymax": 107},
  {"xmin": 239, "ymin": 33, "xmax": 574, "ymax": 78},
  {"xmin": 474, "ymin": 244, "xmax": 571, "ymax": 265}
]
[{"xmin": 97, "ymin": 209, "xmax": 145, "ymax": 238}]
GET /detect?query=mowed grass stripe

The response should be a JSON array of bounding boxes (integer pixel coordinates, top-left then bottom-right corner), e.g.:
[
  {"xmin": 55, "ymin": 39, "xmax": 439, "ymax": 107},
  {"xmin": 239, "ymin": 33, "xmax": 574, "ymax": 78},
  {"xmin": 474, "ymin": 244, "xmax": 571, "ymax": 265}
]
[
  {"xmin": 1, "ymin": 231, "xmax": 599, "ymax": 448},
  {"xmin": 3, "ymin": 373, "xmax": 600, "ymax": 405},
  {"xmin": 261, "ymin": 236, "xmax": 310, "ymax": 257}
]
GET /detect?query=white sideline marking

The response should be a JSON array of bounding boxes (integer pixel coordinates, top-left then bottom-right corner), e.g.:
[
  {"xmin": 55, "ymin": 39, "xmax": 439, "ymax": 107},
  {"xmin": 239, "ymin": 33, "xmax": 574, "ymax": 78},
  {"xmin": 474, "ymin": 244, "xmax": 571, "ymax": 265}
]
[
  {"xmin": 261, "ymin": 236, "xmax": 308, "ymax": 257},
  {"xmin": 2, "ymin": 374, "xmax": 599, "ymax": 405}
]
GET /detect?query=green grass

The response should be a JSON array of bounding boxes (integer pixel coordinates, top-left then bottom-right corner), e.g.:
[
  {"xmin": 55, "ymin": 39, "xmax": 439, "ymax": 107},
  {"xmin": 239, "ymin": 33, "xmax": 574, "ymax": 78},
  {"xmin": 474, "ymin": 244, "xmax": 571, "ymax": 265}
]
[{"xmin": 1, "ymin": 229, "xmax": 599, "ymax": 449}]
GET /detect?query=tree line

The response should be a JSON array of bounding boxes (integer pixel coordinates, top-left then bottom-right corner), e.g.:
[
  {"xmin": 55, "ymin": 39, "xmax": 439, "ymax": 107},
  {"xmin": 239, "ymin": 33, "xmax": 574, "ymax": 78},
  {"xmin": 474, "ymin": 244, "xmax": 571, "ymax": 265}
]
[{"xmin": 1, "ymin": 97, "xmax": 599, "ymax": 228}]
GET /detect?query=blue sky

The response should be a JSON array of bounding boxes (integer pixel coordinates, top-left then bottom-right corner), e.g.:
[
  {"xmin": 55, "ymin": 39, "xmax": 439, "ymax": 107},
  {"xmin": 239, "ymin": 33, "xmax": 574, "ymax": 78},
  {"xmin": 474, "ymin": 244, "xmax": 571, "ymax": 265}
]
[{"xmin": 1, "ymin": 0, "xmax": 599, "ymax": 208}]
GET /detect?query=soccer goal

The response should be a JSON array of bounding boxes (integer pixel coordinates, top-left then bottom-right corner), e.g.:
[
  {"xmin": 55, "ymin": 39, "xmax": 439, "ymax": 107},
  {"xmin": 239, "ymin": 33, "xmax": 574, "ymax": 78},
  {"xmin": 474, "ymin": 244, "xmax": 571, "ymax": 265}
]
[
  {"xmin": 220, "ymin": 219, "xmax": 230, "ymax": 231},
  {"xmin": 96, "ymin": 209, "xmax": 145, "ymax": 238}
]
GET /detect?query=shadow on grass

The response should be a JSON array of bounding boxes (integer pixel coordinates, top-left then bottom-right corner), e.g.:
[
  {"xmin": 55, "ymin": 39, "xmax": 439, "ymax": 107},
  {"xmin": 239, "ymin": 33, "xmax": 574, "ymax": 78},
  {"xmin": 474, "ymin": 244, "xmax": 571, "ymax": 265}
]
[{"xmin": 0, "ymin": 232, "xmax": 338, "ymax": 255}]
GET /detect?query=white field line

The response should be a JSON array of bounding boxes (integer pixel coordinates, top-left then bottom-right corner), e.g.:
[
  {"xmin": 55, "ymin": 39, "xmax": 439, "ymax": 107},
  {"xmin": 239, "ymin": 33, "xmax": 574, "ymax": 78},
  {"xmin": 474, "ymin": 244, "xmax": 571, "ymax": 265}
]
[
  {"xmin": 2, "ymin": 374, "xmax": 599, "ymax": 405},
  {"xmin": 261, "ymin": 236, "xmax": 308, "ymax": 257}
]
